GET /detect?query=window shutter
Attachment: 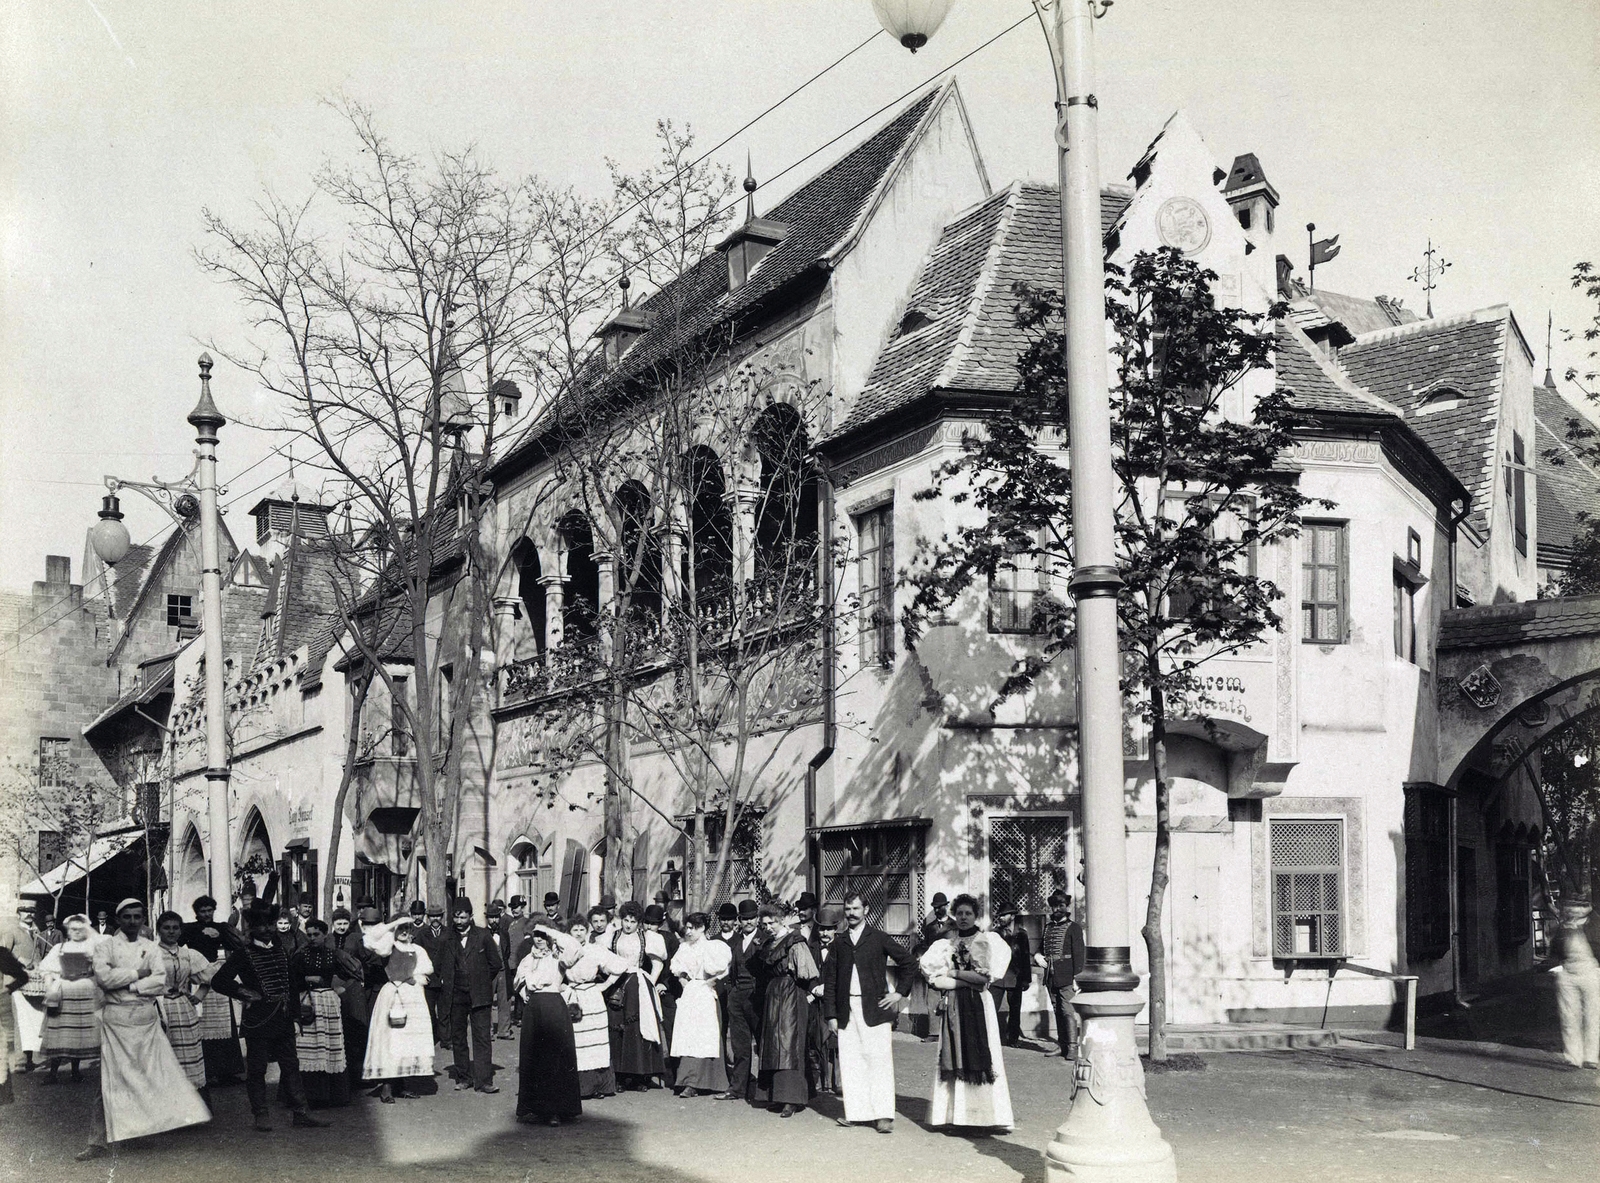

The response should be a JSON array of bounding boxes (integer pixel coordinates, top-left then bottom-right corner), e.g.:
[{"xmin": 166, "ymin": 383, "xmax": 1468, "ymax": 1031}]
[
  {"xmin": 562, "ymin": 839, "xmax": 588, "ymax": 915},
  {"xmin": 306, "ymin": 849, "xmax": 319, "ymax": 917},
  {"xmin": 631, "ymin": 833, "xmax": 650, "ymax": 904}
]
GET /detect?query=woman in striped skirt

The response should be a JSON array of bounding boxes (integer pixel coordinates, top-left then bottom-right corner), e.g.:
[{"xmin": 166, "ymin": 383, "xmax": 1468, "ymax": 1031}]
[
  {"xmin": 182, "ymin": 897, "xmax": 245, "ymax": 1085},
  {"xmin": 154, "ymin": 912, "xmax": 217, "ymax": 1102},
  {"xmin": 284, "ymin": 920, "xmax": 349, "ymax": 1108},
  {"xmin": 557, "ymin": 916, "xmax": 628, "ymax": 1099},
  {"xmin": 37, "ymin": 915, "xmax": 102, "ymax": 1083}
]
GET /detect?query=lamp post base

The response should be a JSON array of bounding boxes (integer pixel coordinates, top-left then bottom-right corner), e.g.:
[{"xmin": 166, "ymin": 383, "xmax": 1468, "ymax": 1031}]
[{"xmin": 1044, "ymin": 991, "xmax": 1176, "ymax": 1183}]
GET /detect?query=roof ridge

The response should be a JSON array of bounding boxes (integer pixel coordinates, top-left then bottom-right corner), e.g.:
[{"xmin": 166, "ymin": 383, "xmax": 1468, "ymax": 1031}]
[
  {"xmin": 1280, "ymin": 319, "xmax": 1404, "ymax": 417},
  {"xmin": 1346, "ymin": 304, "xmax": 1511, "ymax": 348},
  {"xmin": 935, "ymin": 182, "xmax": 1022, "ymax": 392}
]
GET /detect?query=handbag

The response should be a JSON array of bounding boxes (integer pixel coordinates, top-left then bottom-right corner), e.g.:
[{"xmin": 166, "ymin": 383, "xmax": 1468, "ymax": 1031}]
[
  {"xmin": 388, "ymin": 997, "xmax": 408, "ymax": 1028},
  {"xmin": 567, "ymin": 1001, "xmax": 584, "ymax": 1024}
]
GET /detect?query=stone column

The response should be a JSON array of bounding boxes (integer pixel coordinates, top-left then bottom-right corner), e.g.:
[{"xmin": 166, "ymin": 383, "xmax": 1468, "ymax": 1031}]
[
  {"xmin": 594, "ymin": 550, "xmax": 615, "ymax": 653},
  {"xmin": 491, "ymin": 596, "xmax": 520, "ymax": 669},
  {"xmin": 727, "ymin": 484, "xmax": 762, "ymax": 597},
  {"xmin": 660, "ymin": 517, "xmax": 686, "ymax": 603},
  {"xmin": 538, "ymin": 576, "xmax": 566, "ymax": 651}
]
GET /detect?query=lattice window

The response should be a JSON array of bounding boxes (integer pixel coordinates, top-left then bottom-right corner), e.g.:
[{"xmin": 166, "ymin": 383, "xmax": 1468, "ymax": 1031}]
[
  {"xmin": 820, "ymin": 825, "xmax": 925, "ymax": 944},
  {"xmin": 855, "ymin": 504, "xmax": 895, "ymax": 667},
  {"xmin": 1271, "ymin": 819, "xmax": 1344, "ymax": 958},
  {"xmin": 988, "ymin": 815, "xmax": 1072, "ymax": 919},
  {"xmin": 1496, "ymin": 842, "xmax": 1531, "ymax": 946}
]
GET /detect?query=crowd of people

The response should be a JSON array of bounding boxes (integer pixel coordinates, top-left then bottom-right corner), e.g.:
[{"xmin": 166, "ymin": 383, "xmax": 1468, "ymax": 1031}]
[{"xmin": 0, "ymin": 882, "xmax": 1091, "ymax": 1158}]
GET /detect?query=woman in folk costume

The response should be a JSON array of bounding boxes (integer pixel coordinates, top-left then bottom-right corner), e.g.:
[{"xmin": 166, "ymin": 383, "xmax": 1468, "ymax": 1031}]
[
  {"xmin": 361, "ymin": 916, "xmax": 436, "ymax": 1103},
  {"xmin": 918, "ymin": 893, "xmax": 1014, "ymax": 1132},
  {"xmin": 153, "ymin": 911, "xmax": 218, "ymax": 1100},
  {"xmin": 37, "ymin": 914, "xmax": 103, "ymax": 1084},
  {"xmin": 284, "ymin": 919, "xmax": 350, "ymax": 1108},
  {"xmin": 750, "ymin": 904, "xmax": 821, "ymax": 1117},
  {"xmin": 668, "ymin": 911, "xmax": 732, "ymax": 1098},
  {"xmin": 76, "ymin": 899, "xmax": 210, "ymax": 1161},
  {"xmin": 0, "ymin": 945, "xmax": 29, "ymax": 1105},
  {"xmin": 557, "ymin": 915, "xmax": 627, "ymax": 1099},
  {"xmin": 603, "ymin": 901, "xmax": 668, "ymax": 1090},
  {"xmin": 512, "ymin": 924, "xmax": 586, "ymax": 1125},
  {"xmin": 182, "ymin": 895, "xmax": 246, "ymax": 1085}
]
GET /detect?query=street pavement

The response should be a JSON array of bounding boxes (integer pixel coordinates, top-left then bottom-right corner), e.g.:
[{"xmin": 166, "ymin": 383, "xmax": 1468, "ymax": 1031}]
[{"xmin": 0, "ymin": 1032, "xmax": 1594, "ymax": 1183}]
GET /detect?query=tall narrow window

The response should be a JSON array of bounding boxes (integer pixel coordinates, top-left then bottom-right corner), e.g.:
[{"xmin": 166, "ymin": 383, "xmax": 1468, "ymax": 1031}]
[
  {"xmin": 989, "ymin": 537, "xmax": 1050, "ymax": 633},
  {"xmin": 1270, "ymin": 818, "xmax": 1344, "ymax": 958},
  {"xmin": 1511, "ymin": 433, "xmax": 1528, "ymax": 556},
  {"xmin": 38, "ymin": 737, "xmax": 69, "ymax": 787},
  {"xmin": 1405, "ymin": 788, "xmax": 1451, "ymax": 961},
  {"xmin": 1301, "ymin": 523, "xmax": 1346, "ymax": 643},
  {"xmin": 855, "ymin": 503, "xmax": 895, "ymax": 667},
  {"xmin": 1496, "ymin": 842, "xmax": 1531, "ymax": 946},
  {"xmin": 1393, "ymin": 573, "xmax": 1416, "ymax": 662},
  {"xmin": 389, "ymin": 675, "xmax": 411, "ymax": 757}
]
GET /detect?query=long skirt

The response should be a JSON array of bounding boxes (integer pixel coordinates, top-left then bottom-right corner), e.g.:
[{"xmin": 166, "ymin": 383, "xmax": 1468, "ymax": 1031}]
[
  {"xmin": 11, "ymin": 991, "xmax": 44, "ymax": 1055},
  {"xmin": 195, "ymin": 993, "xmax": 245, "ymax": 1082},
  {"xmin": 674, "ymin": 1056, "xmax": 728, "ymax": 1091},
  {"xmin": 607, "ymin": 973, "xmax": 665, "ymax": 1084},
  {"xmin": 97, "ymin": 1003, "xmax": 211, "ymax": 1142},
  {"xmin": 41, "ymin": 980, "xmax": 100, "ymax": 1058},
  {"xmin": 928, "ymin": 988, "xmax": 1014, "ymax": 1130},
  {"xmin": 565, "ymin": 984, "xmax": 615, "ymax": 1098},
  {"xmin": 517, "ymin": 993, "xmax": 581, "ymax": 1120},
  {"xmin": 363, "ymin": 981, "xmax": 435, "ymax": 1080},
  {"xmin": 289, "ymin": 988, "xmax": 350, "ymax": 1108},
  {"xmin": 155, "ymin": 994, "xmax": 206, "ymax": 1089}
]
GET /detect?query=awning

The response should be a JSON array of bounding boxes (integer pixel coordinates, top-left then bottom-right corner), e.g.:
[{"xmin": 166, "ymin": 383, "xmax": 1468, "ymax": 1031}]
[
  {"xmin": 809, "ymin": 817, "xmax": 932, "ymax": 836},
  {"xmin": 83, "ymin": 657, "xmax": 176, "ymax": 738},
  {"xmin": 20, "ymin": 831, "xmax": 143, "ymax": 897}
]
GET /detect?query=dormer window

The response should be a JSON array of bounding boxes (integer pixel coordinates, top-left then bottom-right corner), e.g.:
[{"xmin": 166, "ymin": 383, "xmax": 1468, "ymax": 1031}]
[
  {"xmin": 719, "ymin": 217, "xmax": 789, "ymax": 292},
  {"xmin": 896, "ymin": 308, "xmax": 933, "ymax": 337},
  {"xmin": 595, "ymin": 308, "xmax": 650, "ymax": 369},
  {"xmin": 1416, "ymin": 386, "xmax": 1463, "ymax": 415}
]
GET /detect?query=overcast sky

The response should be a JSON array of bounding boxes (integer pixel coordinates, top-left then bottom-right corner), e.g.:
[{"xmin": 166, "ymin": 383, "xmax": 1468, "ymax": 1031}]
[{"xmin": 3, "ymin": 0, "xmax": 1596, "ymax": 592}]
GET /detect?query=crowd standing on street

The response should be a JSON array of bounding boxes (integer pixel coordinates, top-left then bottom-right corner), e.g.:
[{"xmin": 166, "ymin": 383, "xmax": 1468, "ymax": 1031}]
[{"xmin": 0, "ymin": 883, "xmax": 1113, "ymax": 1156}]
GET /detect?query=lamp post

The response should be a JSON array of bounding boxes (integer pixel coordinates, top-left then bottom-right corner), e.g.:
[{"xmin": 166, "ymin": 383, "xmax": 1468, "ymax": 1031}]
[
  {"xmin": 870, "ymin": 3, "xmax": 1175, "ymax": 1179},
  {"xmin": 89, "ymin": 354, "xmax": 234, "ymax": 908}
]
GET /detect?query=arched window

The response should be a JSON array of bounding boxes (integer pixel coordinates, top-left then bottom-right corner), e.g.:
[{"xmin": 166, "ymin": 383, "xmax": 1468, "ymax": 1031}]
[
  {"xmin": 238, "ymin": 809, "xmax": 274, "ymax": 898},
  {"xmin": 559, "ymin": 513, "xmax": 601, "ymax": 641},
  {"xmin": 753, "ymin": 404, "xmax": 819, "ymax": 590},
  {"xmin": 511, "ymin": 539, "xmax": 546, "ymax": 653},
  {"xmin": 615, "ymin": 480, "xmax": 662, "ymax": 625},
  {"xmin": 1417, "ymin": 386, "xmax": 1464, "ymax": 414},
  {"xmin": 684, "ymin": 446, "xmax": 733, "ymax": 612}
]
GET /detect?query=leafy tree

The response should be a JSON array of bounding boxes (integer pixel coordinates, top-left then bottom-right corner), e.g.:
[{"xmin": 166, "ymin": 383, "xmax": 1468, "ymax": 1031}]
[
  {"xmin": 0, "ymin": 756, "xmax": 121, "ymax": 917},
  {"xmin": 906, "ymin": 248, "xmax": 1326, "ymax": 1058},
  {"xmin": 1531, "ymin": 719, "xmax": 1600, "ymax": 902}
]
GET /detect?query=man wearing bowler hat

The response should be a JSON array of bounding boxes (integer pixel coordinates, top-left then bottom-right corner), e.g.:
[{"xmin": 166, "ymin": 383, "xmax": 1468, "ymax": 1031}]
[
  {"xmin": 793, "ymin": 892, "xmax": 827, "ymax": 1093},
  {"xmin": 715, "ymin": 899, "xmax": 766, "ymax": 1100},
  {"xmin": 411, "ymin": 903, "xmax": 448, "ymax": 1043},
  {"xmin": 542, "ymin": 891, "xmax": 563, "ymax": 925}
]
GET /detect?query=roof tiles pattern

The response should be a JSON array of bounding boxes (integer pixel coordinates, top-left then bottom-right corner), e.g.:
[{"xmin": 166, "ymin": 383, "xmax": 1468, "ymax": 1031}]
[
  {"xmin": 1438, "ymin": 593, "xmax": 1600, "ymax": 650},
  {"xmin": 1533, "ymin": 383, "xmax": 1600, "ymax": 557}
]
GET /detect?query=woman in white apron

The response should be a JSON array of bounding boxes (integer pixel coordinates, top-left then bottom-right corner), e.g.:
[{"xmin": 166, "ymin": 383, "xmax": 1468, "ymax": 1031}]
[
  {"xmin": 361, "ymin": 917, "xmax": 436, "ymax": 1103},
  {"xmin": 668, "ymin": 912, "xmax": 731, "ymax": 1097}
]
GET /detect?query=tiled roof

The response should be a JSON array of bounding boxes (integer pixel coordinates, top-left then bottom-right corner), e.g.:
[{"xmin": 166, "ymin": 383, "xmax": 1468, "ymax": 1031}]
[
  {"xmin": 1300, "ymin": 288, "xmax": 1415, "ymax": 335},
  {"xmin": 1533, "ymin": 382, "xmax": 1600, "ymax": 559},
  {"xmin": 835, "ymin": 182, "xmax": 1145, "ymax": 440},
  {"xmin": 498, "ymin": 86, "xmax": 953, "ymax": 470},
  {"xmin": 1274, "ymin": 321, "xmax": 1403, "ymax": 418},
  {"xmin": 256, "ymin": 534, "xmax": 346, "ymax": 669},
  {"xmin": 1438, "ymin": 593, "xmax": 1600, "ymax": 650},
  {"xmin": 1339, "ymin": 308, "xmax": 1512, "ymax": 533},
  {"xmin": 110, "ymin": 544, "xmax": 154, "ymax": 621}
]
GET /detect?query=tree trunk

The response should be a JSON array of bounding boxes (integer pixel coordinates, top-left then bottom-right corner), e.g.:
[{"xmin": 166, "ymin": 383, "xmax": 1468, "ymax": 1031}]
[
  {"xmin": 323, "ymin": 673, "xmax": 371, "ymax": 919},
  {"xmin": 1141, "ymin": 675, "xmax": 1173, "ymax": 1063}
]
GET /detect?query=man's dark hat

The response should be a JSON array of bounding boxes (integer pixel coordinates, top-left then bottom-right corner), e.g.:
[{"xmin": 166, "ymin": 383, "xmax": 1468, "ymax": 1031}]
[
  {"xmin": 426, "ymin": 903, "xmax": 445, "ymax": 917},
  {"xmin": 796, "ymin": 892, "xmax": 818, "ymax": 911},
  {"xmin": 642, "ymin": 904, "xmax": 666, "ymax": 925},
  {"xmin": 543, "ymin": 892, "xmax": 561, "ymax": 905},
  {"xmin": 509, "ymin": 896, "xmax": 527, "ymax": 909},
  {"xmin": 717, "ymin": 902, "xmax": 738, "ymax": 921},
  {"xmin": 598, "ymin": 893, "xmax": 617, "ymax": 911},
  {"xmin": 931, "ymin": 892, "xmax": 949, "ymax": 906},
  {"xmin": 737, "ymin": 899, "xmax": 759, "ymax": 920}
]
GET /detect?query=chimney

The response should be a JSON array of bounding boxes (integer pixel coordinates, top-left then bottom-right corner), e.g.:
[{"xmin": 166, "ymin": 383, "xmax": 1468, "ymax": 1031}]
[
  {"xmin": 491, "ymin": 378, "xmax": 523, "ymax": 421},
  {"xmin": 1222, "ymin": 153, "xmax": 1279, "ymax": 255},
  {"xmin": 45, "ymin": 555, "xmax": 71, "ymax": 585}
]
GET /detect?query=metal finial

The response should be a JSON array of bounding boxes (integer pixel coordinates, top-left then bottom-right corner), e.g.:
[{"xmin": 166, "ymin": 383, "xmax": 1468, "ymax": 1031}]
[
  {"xmin": 618, "ymin": 272, "xmax": 631, "ymax": 311},
  {"xmin": 188, "ymin": 351, "xmax": 225, "ymax": 435},
  {"xmin": 744, "ymin": 152, "xmax": 757, "ymax": 223}
]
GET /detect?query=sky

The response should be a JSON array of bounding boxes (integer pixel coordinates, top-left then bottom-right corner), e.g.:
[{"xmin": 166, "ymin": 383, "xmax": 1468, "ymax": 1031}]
[{"xmin": 2, "ymin": 0, "xmax": 1597, "ymax": 593}]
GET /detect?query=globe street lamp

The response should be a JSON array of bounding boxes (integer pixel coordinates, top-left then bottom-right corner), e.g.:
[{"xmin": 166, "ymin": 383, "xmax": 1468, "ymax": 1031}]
[
  {"xmin": 870, "ymin": 3, "xmax": 1175, "ymax": 1179},
  {"xmin": 89, "ymin": 354, "xmax": 234, "ymax": 909}
]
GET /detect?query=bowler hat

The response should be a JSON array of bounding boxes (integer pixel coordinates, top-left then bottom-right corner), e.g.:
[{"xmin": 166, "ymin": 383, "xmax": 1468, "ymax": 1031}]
[
  {"xmin": 817, "ymin": 904, "xmax": 843, "ymax": 927},
  {"xmin": 543, "ymin": 892, "xmax": 561, "ymax": 906},
  {"xmin": 796, "ymin": 891, "xmax": 818, "ymax": 911},
  {"xmin": 426, "ymin": 903, "xmax": 444, "ymax": 917},
  {"xmin": 509, "ymin": 895, "xmax": 527, "ymax": 909},
  {"xmin": 598, "ymin": 893, "xmax": 617, "ymax": 911},
  {"xmin": 931, "ymin": 892, "xmax": 949, "ymax": 906},
  {"xmin": 643, "ymin": 904, "xmax": 666, "ymax": 925},
  {"xmin": 358, "ymin": 906, "xmax": 381, "ymax": 924},
  {"xmin": 737, "ymin": 899, "xmax": 759, "ymax": 920},
  {"xmin": 717, "ymin": 902, "xmax": 738, "ymax": 921},
  {"xmin": 409, "ymin": 900, "xmax": 426, "ymax": 915}
]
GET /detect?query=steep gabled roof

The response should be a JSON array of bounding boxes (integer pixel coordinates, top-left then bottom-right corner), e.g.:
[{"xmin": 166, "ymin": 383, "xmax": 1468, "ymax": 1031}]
[
  {"xmin": 1274, "ymin": 321, "xmax": 1404, "ymax": 418},
  {"xmin": 1534, "ymin": 382, "xmax": 1600, "ymax": 564},
  {"xmin": 255, "ymin": 532, "xmax": 346, "ymax": 670},
  {"xmin": 494, "ymin": 85, "xmax": 960, "ymax": 478},
  {"xmin": 1339, "ymin": 307, "xmax": 1514, "ymax": 533}
]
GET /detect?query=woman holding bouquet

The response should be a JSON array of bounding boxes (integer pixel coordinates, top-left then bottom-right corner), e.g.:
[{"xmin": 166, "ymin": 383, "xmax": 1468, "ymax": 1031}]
[
  {"xmin": 36, "ymin": 914, "xmax": 102, "ymax": 1083},
  {"xmin": 361, "ymin": 916, "xmax": 435, "ymax": 1103},
  {"xmin": 512, "ymin": 923, "xmax": 584, "ymax": 1125},
  {"xmin": 918, "ymin": 894, "xmax": 1013, "ymax": 1132}
]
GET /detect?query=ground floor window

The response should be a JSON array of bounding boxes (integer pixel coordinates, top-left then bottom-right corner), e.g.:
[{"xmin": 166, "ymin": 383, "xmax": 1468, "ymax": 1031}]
[
  {"xmin": 1404, "ymin": 788, "xmax": 1451, "ymax": 962},
  {"xmin": 1270, "ymin": 818, "xmax": 1344, "ymax": 958},
  {"xmin": 281, "ymin": 844, "xmax": 318, "ymax": 915},
  {"xmin": 819, "ymin": 823, "xmax": 925, "ymax": 945},
  {"xmin": 987, "ymin": 813, "xmax": 1073, "ymax": 948},
  {"xmin": 351, "ymin": 857, "xmax": 394, "ymax": 917},
  {"xmin": 1495, "ymin": 841, "xmax": 1531, "ymax": 946},
  {"xmin": 512, "ymin": 838, "xmax": 553, "ymax": 905}
]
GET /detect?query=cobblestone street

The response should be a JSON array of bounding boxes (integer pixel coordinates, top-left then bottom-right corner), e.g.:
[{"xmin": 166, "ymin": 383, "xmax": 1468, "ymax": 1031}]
[{"xmin": 2, "ymin": 1035, "xmax": 1594, "ymax": 1183}]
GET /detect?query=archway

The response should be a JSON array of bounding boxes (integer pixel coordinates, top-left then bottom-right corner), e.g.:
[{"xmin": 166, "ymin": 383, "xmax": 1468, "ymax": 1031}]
[
  {"xmin": 684, "ymin": 446, "xmax": 732, "ymax": 612},
  {"xmin": 559, "ymin": 513, "xmax": 601, "ymax": 641},
  {"xmin": 615, "ymin": 480, "xmax": 662, "ymax": 626},
  {"xmin": 512, "ymin": 538, "xmax": 547, "ymax": 655},
  {"xmin": 238, "ymin": 808, "xmax": 274, "ymax": 900},
  {"xmin": 752, "ymin": 403, "xmax": 819, "ymax": 589},
  {"xmin": 173, "ymin": 825, "xmax": 208, "ymax": 916}
]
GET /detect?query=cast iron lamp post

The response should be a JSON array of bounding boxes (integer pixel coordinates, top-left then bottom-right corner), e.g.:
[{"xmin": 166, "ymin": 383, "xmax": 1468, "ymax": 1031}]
[
  {"xmin": 869, "ymin": 3, "xmax": 1175, "ymax": 1178},
  {"xmin": 89, "ymin": 354, "xmax": 234, "ymax": 909}
]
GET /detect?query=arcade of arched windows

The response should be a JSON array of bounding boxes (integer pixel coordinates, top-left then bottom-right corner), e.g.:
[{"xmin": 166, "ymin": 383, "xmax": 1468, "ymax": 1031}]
[{"xmin": 494, "ymin": 404, "xmax": 820, "ymax": 692}]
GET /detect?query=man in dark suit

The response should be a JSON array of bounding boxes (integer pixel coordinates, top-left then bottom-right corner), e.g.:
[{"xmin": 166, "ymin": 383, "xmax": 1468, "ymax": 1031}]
[
  {"xmin": 822, "ymin": 891, "xmax": 916, "ymax": 1133},
  {"xmin": 1036, "ymin": 889, "xmax": 1087, "ymax": 1060},
  {"xmin": 715, "ymin": 899, "xmax": 765, "ymax": 1101},
  {"xmin": 434, "ymin": 899, "xmax": 503, "ymax": 1093},
  {"xmin": 411, "ymin": 903, "xmax": 448, "ymax": 1046},
  {"xmin": 991, "ymin": 902, "xmax": 1032, "ymax": 1046},
  {"xmin": 497, "ymin": 897, "xmax": 531, "ymax": 1039},
  {"xmin": 793, "ymin": 891, "xmax": 826, "ymax": 1095}
]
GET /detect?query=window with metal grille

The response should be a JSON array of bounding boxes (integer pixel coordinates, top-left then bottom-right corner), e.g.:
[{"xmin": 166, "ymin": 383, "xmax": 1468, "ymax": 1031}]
[
  {"xmin": 37, "ymin": 829, "xmax": 66, "ymax": 873},
  {"xmin": 684, "ymin": 812, "xmax": 759, "ymax": 916},
  {"xmin": 1270, "ymin": 819, "xmax": 1344, "ymax": 958},
  {"xmin": 988, "ymin": 815, "xmax": 1072, "ymax": 920},
  {"xmin": 1508, "ymin": 434, "xmax": 1528, "ymax": 557},
  {"xmin": 1404, "ymin": 789, "xmax": 1451, "ymax": 961},
  {"xmin": 1300, "ymin": 522, "xmax": 1346, "ymax": 643},
  {"xmin": 988, "ymin": 533, "xmax": 1051, "ymax": 633},
  {"xmin": 855, "ymin": 503, "xmax": 895, "ymax": 667},
  {"xmin": 819, "ymin": 825, "xmax": 924, "ymax": 943},
  {"xmin": 166, "ymin": 593, "xmax": 194, "ymax": 627},
  {"xmin": 38, "ymin": 737, "xmax": 69, "ymax": 787},
  {"xmin": 1496, "ymin": 842, "xmax": 1531, "ymax": 946}
]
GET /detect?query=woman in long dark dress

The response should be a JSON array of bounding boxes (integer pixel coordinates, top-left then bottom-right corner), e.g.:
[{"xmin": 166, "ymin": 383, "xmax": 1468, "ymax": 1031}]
[
  {"xmin": 181, "ymin": 896, "xmax": 245, "ymax": 1085},
  {"xmin": 749, "ymin": 904, "xmax": 820, "ymax": 1117},
  {"xmin": 512, "ymin": 925, "xmax": 582, "ymax": 1125},
  {"xmin": 602, "ymin": 902, "xmax": 668, "ymax": 1090}
]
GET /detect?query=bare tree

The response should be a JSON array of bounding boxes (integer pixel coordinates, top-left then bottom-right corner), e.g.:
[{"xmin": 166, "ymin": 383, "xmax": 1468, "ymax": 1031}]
[{"xmin": 0, "ymin": 756, "xmax": 121, "ymax": 917}]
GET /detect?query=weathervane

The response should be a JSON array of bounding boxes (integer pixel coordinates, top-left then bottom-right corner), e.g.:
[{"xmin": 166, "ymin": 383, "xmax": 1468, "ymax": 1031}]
[{"xmin": 1408, "ymin": 239, "xmax": 1451, "ymax": 318}]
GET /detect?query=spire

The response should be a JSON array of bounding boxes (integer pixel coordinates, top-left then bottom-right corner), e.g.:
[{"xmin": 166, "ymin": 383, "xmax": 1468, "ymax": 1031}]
[
  {"xmin": 619, "ymin": 271, "xmax": 631, "ymax": 312},
  {"xmin": 744, "ymin": 153, "xmax": 758, "ymax": 224},
  {"xmin": 187, "ymin": 352, "xmax": 226, "ymax": 439},
  {"xmin": 1545, "ymin": 310, "xmax": 1557, "ymax": 389}
]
